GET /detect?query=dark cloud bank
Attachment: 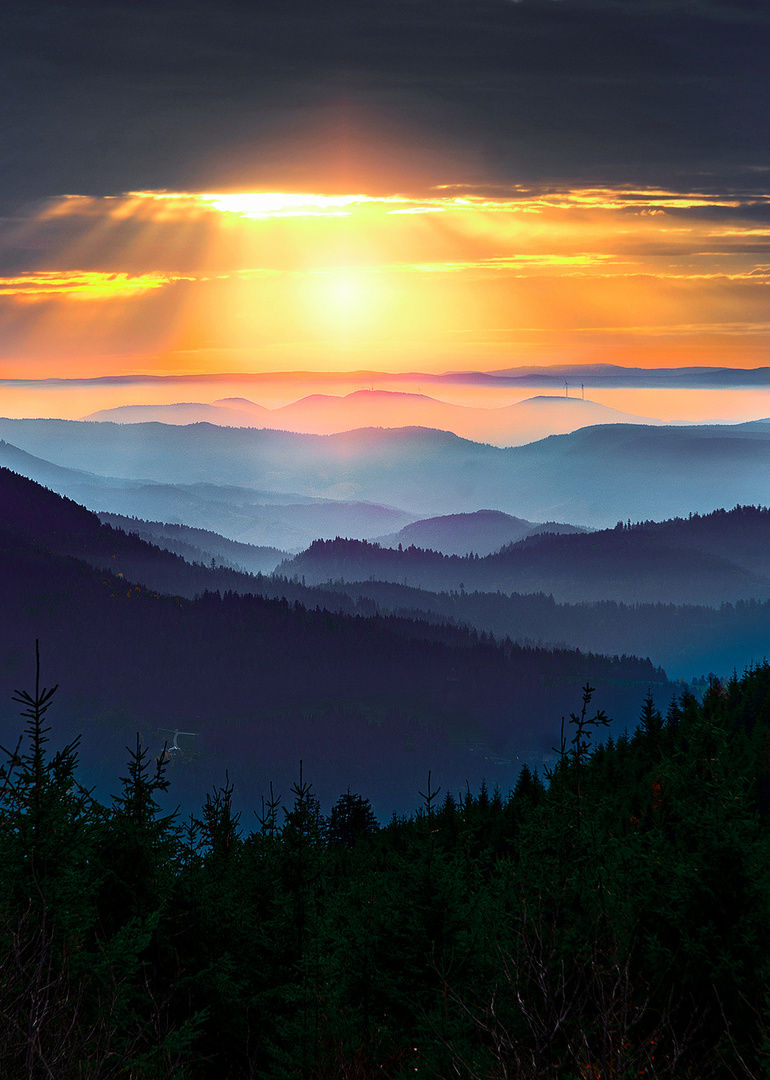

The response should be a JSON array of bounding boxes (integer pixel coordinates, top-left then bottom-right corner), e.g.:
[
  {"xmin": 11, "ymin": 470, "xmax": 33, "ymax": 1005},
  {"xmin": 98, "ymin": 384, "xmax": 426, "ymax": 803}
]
[{"xmin": 1, "ymin": 0, "xmax": 768, "ymax": 210}]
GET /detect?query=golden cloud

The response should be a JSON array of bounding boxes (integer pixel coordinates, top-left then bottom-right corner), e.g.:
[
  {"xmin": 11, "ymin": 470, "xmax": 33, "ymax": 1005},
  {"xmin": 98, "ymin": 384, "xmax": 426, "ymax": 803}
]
[{"xmin": 0, "ymin": 271, "xmax": 188, "ymax": 301}]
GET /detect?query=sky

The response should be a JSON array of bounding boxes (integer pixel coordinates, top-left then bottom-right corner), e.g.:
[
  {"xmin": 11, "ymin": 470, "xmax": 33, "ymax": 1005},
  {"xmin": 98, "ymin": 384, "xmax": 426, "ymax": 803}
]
[{"xmin": 0, "ymin": 0, "xmax": 768, "ymax": 395}]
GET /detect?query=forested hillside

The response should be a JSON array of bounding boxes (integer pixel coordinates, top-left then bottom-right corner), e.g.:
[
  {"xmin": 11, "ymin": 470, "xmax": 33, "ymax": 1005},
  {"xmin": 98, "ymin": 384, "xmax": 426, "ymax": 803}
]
[
  {"xmin": 302, "ymin": 578, "xmax": 770, "ymax": 679},
  {"xmin": 0, "ymin": 468, "xmax": 664, "ymax": 811},
  {"xmin": 27, "ymin": 471, "xmax": 766, "ymax": 677},
  {"xmin": 97, "ymin": 512, "xmax": 287, "ymax": 574},
  {"xmin": 280, "ymin": 507, "xmax": 770, "ymax": 604},
  {"xmin": 3, "ymin": 656, "xmax": 769, "ymax": 1078},
  {"xmin": 6, "ymin": 465, "xmax": 768, "ymax": 688},
  {"xmin": 373, "ymin": 508, "xmax": 589, "ymax": 556}
]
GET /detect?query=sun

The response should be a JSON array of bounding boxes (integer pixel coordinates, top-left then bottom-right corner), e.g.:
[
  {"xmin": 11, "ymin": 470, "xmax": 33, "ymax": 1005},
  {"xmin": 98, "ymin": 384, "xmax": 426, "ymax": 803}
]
[
  {"xmin": 327, "ymin": 272, "xmax": 365, "ymax": 309},
  {"xmin": 315, "ymin": 270, "xmax": 375, "ymax": 330}
]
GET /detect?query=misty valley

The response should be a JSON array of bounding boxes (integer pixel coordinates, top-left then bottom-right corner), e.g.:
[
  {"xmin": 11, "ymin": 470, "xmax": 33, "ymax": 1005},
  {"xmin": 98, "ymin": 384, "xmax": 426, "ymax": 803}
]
[
  {"xmin": 3, "ymin": 0, "xmax": 769, "ymax": 1070},
  {"xmin": 3, "ymin": 414, "xmax": 770, "ymax": 1079}
]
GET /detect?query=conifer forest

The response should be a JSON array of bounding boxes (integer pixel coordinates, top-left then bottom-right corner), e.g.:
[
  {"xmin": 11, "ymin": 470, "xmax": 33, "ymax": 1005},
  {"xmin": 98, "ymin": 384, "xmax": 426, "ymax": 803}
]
[
  {"xmin": 4, "ymin": 0, "xmax": 770, "ymax": 1073},
  {"xmin": 3, "ymin": 643, "xmax": 770, "ymax": 1079}
]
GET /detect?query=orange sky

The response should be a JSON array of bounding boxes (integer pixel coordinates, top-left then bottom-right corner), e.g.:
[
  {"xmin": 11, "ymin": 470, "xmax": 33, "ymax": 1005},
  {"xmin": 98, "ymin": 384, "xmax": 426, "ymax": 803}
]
[{"xmin": 0, "ymin": 184, "xmax": 768, "ymax": 382}]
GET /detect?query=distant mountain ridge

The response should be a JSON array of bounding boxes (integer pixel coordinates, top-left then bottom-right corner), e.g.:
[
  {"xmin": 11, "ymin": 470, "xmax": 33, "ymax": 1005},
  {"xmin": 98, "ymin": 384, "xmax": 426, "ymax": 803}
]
[
  {"xmin": 6, "ymin": 363, "xmax": 770, "ymax": 391},
  {"xmin": 477, "ymin": 365, "xmax": 770, "ymax": 388},
  {"xmin": 0, "ymin": 437, "xmax": 417, "ymax": 551},
  {"xmin": 82, "ymin": 389, "xmax": 665, "ymax": 446},
  {"xmin": 2, "ymin": 416, "xmax": 770, "ymax": 528}
]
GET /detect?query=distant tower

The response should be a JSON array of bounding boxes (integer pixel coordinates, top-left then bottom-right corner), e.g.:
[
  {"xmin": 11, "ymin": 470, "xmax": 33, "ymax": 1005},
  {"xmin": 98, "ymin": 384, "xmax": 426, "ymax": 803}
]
[
  {"xmin": 581, "ymin": 383, "xmax": 585, "ymax": 400},
  {"xmin": 565, "ymin": 380, "xmax": 569, "ymax": 398}
]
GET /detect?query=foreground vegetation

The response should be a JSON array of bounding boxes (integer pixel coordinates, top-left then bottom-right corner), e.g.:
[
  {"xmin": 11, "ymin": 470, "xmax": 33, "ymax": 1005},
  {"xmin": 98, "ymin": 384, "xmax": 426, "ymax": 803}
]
[{"xmin": 2, "ymin": 647, "xmax": 770, "ymax": 1078}]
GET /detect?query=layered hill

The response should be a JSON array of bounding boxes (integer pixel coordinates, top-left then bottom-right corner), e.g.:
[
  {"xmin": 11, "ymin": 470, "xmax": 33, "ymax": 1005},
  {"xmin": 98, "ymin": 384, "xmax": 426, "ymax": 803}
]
[
  {"xmin": 82, "ymin": 400, "xmax": 273, "ymax": 427},
  {"xmin": 86, "ymin": 501, "xmax": 770, "ymax": 678},
  {"xmin": 7, "ymin": 467, "xmax": 762, "ymax": 676},
  {"xmin": 0, "ymin": 417, "xmax": 769, "ymax": 527},
  {"xmin": 0, "ymin": 467, "xmax": 667, "ymax": 812},
  {"xmin": 280, "ymin": 506, "xmax": 770, "ymax": 606},
  {"xmin": 295, "ymin": 576, "xmax": 770, "ymax": 680},
  {"xmin": 0, "ymin": 437, "xmax": 416, "ymax": 550},
  {"xmin": 96, "ymin": 513, "xmax": 287, "ymax": 574},
  {"xmin": 82, "ymin": 390, "xmax": 664, "ymax": 446},
  {"xmin": 5, "ymin": 463, "xmax": 767, "ymax": 679}
]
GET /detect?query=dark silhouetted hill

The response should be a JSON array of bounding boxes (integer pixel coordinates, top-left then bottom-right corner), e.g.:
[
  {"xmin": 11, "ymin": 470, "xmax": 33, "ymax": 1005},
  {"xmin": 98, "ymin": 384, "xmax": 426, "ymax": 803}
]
[
  {"xmin": 373, "ymin": 509, "xmax": 588, "ymax": 556},
  {"xmin": 0, "ymin": 467, "xmax": 668, "ymax": 812},
  {"xmin": 301, "ymin": 577, "xmax": 770, "ymax": 680},
  {"xmin": 96, "ymin": 512, "xmax": 287, "ymax": 574},
  {"xmin": 5, "ymin": 465, "xmax": 765, "ymax": 678},
  {"xmin": 280, "ymin": 506, "xmax": 770, "ymax": 605}
]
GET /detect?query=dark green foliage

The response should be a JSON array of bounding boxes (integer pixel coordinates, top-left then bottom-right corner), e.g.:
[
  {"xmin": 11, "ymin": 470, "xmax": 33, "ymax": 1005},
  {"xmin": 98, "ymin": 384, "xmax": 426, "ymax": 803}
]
[
  {"xmin": 0, "ymin": 645, "xmax": 204, "ymax": 1077},
  {"xmin": 327, "ymin": 789, "xmax": 379, "ymax": 848},
  {"xmin": 4, "ymin": 652, "xmax": 770, "ymax": 1077}
]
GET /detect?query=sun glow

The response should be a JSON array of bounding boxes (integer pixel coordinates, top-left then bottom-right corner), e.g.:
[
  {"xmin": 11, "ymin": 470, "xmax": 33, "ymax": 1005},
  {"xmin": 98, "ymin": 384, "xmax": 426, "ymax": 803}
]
[
  {"xmin": 1, "ymin": 184, "xmax": 767, "ymax": 377},
  {"xmin": 199, "ymin": 192, "xmax": 383, "ymax": 218},
  {"xmin": 322, "ymin": 271, "xmax": 368, "ymax": 311}
]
